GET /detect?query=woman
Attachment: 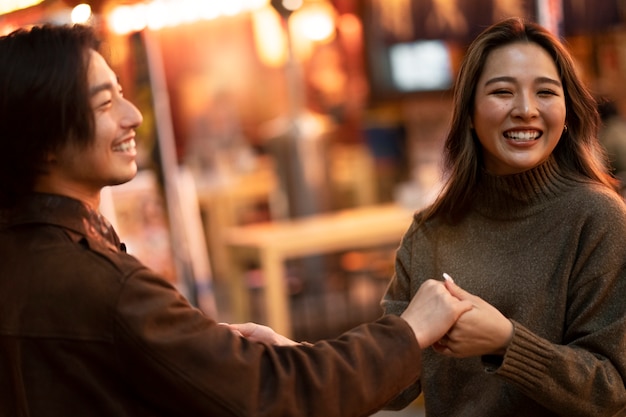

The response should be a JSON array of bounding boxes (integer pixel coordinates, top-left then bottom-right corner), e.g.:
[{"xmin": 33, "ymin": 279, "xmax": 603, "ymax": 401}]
[{"xmin": 383, "ymin": 17, "xmax": 626, "ymax": 416}]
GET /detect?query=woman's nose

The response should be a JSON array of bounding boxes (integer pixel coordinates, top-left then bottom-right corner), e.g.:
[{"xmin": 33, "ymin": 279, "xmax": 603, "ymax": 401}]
[{"xmin": 512, "ymin": 92, "xmax": 538, "ymax": 119}]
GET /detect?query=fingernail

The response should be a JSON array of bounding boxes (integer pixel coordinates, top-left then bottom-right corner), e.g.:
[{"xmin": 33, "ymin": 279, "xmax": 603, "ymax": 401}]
[{"xmin": 443, "ymin": 272, "xmax": 454, "ymax": 283}]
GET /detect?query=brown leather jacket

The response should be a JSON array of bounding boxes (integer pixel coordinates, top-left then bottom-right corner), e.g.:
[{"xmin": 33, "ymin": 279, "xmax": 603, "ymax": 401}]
[{"xmin": 0, "ymin": 193, "xmax": 421, "ymax": 417}]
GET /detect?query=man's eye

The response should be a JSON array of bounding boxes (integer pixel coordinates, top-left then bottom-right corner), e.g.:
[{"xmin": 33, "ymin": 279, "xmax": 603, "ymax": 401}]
[{"xmin": 97, "ymin": 100, "xmax": 112, "ymax": 109}]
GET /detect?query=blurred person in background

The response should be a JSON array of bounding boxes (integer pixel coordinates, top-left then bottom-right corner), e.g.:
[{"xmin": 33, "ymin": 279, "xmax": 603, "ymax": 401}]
[
  {"xmin": 0, "ymin": 24, "xmax": 473, "ymax": 417},
  {"xmin": 382, "ymin": 17, "xmax": 626, "ymax": 416},
  {"xmin": 598, "ymin": 98, "xmax": 626, "ymax": 193}
]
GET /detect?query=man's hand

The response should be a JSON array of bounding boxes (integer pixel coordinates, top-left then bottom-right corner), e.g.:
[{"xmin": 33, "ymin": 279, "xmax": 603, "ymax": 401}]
[
  {"xmin": 400, "ymin": 279, "xmax": 473, "ymax": 349},
  {"xmin": 432, "ymin": 276, "xmax": 514, "ymax": 357}
]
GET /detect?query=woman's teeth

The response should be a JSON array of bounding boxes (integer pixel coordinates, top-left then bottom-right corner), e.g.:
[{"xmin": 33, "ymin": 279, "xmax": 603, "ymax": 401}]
[{"xmin": 505, "ymin": 131, "xmax": 540, "ymax": 141}]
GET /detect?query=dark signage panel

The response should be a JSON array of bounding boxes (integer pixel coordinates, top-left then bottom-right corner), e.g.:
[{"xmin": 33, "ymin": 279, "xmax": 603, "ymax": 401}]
[{"xmin": 361, "ymin": 0, "xmax": 623, "ymax": 100}]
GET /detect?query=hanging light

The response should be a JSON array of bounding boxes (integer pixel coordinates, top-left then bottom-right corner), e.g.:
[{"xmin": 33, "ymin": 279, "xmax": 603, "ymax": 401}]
[
  {"xmin": 289, "ymin": 1, "xmax": 336, "ymax": 43},
  {"xmin": 71, "ymin": 4, "xmax": 92, "ymax": 24}
]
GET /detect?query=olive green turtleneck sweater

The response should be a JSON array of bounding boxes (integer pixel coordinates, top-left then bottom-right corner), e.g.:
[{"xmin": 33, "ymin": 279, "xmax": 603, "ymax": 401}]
[{"xmin": 383, "ymin": 157, "xmax": 626, "ymax": 416}]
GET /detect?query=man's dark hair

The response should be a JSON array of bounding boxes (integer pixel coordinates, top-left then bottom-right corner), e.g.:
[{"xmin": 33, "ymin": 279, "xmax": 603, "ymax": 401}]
[{"xmin": 0, "ymin": 24, "xmax": 100, "ymax": 208}]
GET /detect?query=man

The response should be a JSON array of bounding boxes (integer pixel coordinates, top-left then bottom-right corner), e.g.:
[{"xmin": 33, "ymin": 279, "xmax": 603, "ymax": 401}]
[{"xmin": 0, "ymin": 24, "xmax": 470, "ymax": 417}]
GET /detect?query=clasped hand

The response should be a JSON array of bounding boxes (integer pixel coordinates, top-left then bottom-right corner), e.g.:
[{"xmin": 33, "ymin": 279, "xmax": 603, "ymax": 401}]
[{"xmin": 432, "ymin": 276, "xmax": 514, "ymax": 358}]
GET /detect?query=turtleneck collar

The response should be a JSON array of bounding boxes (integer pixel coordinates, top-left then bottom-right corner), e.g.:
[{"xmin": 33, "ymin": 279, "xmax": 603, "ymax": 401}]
[{"xmin": 473, "ymin": 156, "xmax": 582, "ymax": 219}]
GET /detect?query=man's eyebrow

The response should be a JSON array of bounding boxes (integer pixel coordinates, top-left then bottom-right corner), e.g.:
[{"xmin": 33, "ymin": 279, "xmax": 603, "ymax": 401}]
[{"xmin": 89, "ymin": 76, "xmax": 121, "ymax": 97}]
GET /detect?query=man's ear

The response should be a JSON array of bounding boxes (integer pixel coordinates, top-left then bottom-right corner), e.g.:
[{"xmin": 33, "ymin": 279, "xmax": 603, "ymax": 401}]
[{"xmin": 45, "ymin": 151, "xmax": 57, "ymax": 164}]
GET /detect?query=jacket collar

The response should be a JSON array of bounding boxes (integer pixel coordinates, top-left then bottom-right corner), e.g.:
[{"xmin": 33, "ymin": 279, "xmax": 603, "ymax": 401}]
[{"xmin": 1, "ymin": 193, "xmax": 122, "ymax": 252}]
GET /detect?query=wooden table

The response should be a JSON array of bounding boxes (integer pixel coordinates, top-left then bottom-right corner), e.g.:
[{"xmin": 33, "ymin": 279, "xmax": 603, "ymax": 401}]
[
  {"xmin": 224, "ymin": 203, "xmax": 418, "ymax": 337},
  {"xmin": 195, "ymin": 160, "xmax": 276, "ymax": 281}
]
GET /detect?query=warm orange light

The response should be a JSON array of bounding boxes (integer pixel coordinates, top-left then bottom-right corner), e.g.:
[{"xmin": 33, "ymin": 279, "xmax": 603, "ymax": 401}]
[
  {"xmin": 252, "ymin": 6, "xmax": 288, "ymax": 67},
  {"xmin": 282, "ymin": 0, "xmax": 304, "ymax": 11},
  {"xmin": 71, "ymin": 4, "xmax": 92, "ymax": 24},
  {"xmin": 285, "ymin": 1, "xmax": 336, "ymax": 61},
  {"xmin": 337, "ymin": 12, "xmax": 361, "ymax": 39},
  {"xmin": 221, "ymin": 0, "xmax": 245, "ymax": 16},
  {"xmin": 107, "ymin": 0, "xmax": 271, "ymax": 35},
  {"xmin": 109, "ymin": 5, "xmax": 147, "ymax": 35},
  {"xmin": 290, "ymin": 1, "xmax": 336, "ymax": 43},
  {"xmin": 0, "ymin": 23, "xmax": 18, "ymax": 36},
  {"xmin": 0, "ymin": 0, "xmax": 44, "ymax": 16}
]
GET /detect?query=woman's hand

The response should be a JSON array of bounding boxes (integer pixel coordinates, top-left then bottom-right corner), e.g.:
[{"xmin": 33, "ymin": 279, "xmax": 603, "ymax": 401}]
[
  {"xmin": 223, "ymin": 322, "xmax": 300, "ymax": 346},
  {"xmin": 432, "ymin": 276, "xmax": 514, "ymax": 358}
]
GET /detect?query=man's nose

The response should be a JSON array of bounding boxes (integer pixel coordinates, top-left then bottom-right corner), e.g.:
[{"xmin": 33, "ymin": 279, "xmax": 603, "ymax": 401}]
[{"xmin": 122, "ymin": 98, "xmax": 143, "ymax": 128}]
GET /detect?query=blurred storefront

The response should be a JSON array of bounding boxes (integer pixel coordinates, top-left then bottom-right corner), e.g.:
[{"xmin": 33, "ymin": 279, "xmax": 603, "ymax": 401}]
[{"xmin": 2, "ymin": 0, "xmax": 626, "ymax": 340}]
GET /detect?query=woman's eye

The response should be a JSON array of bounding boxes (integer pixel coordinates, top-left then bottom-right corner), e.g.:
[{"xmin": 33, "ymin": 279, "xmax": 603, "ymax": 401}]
[
  {"xmin": 491, "ymin": 89, "xmax": 512, "ymax": 96},
  {"xmin": 538, "ymin": 89, "xmax": 557, "ymax": 96}
]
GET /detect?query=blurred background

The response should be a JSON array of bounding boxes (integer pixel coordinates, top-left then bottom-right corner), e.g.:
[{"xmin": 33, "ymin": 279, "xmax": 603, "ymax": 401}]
[
  {"xmin": 3, "ymin": 0, "xmax": 626, "ymax": 347},
  {"xmin": 3, "ymin": 1, "xmax": 625, "ymax": 414}
]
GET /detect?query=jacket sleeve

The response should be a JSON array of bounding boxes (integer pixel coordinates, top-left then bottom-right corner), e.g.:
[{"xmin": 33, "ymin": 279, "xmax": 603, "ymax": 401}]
[
  {"xmin": 380, "ymin": 220, "xmax": 423, "ymax": 409},
  {"xmin": 113, "ymin": 267, "xmax": 422, "ymax": 417}
]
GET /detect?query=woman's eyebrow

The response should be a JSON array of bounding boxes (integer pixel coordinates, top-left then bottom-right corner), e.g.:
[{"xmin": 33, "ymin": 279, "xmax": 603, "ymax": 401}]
[
  {"xmin": 484, "ymin": 76, "xmax": 515, "ymax": 86},
  {"xmin": 484, "ymin": 75, "xmax": 562, "ymax": 87},
  {"xmin": 535, "ymin": 76, "xmax": 562, "ymax": 87}
]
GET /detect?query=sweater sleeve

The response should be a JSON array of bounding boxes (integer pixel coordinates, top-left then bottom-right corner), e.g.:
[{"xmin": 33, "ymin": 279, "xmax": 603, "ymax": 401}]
[
  {"xmin": 490, "ymin": 194, "xmax": 626, "ymax": 416},
  {"xmin": 114, "ymin": 268, "xmax": 422, "ymax": 417},
  {"xmin": 493, "ymin": 319, "xmax": 626, "ymax": 416}
]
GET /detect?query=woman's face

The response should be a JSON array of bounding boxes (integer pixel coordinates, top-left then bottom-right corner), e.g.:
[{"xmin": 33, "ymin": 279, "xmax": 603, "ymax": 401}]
[{"xmin": 472, "ymin": 41, "xmax": 566, "ymax": 175}]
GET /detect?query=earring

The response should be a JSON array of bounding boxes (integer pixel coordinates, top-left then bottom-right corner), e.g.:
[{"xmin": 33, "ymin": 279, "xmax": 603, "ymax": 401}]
[{"xmin": 563, "ymin": 124, "xmax": 568, "ymax": 132}]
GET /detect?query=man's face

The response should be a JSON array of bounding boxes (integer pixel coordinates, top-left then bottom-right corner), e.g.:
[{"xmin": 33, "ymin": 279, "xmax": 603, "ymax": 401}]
[{"xmin": 48, "ymin": 50, "xmax": 143, "ymax": 203}]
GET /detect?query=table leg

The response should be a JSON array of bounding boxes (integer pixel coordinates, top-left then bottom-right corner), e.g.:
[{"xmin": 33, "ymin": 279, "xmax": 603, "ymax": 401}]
[
  {"xmin": 260, "ymin": 248, "xmax": 292, "ymax": 338},
  {"xmin": 228, "ymin": 250, "xmax": 251, "ymax": 324}
]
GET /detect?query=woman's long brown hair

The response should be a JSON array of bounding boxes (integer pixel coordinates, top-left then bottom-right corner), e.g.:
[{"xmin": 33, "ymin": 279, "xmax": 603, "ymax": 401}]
[{"xmin": 418, "ymin": 17, "xmax": 618, "ymax": 227}]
